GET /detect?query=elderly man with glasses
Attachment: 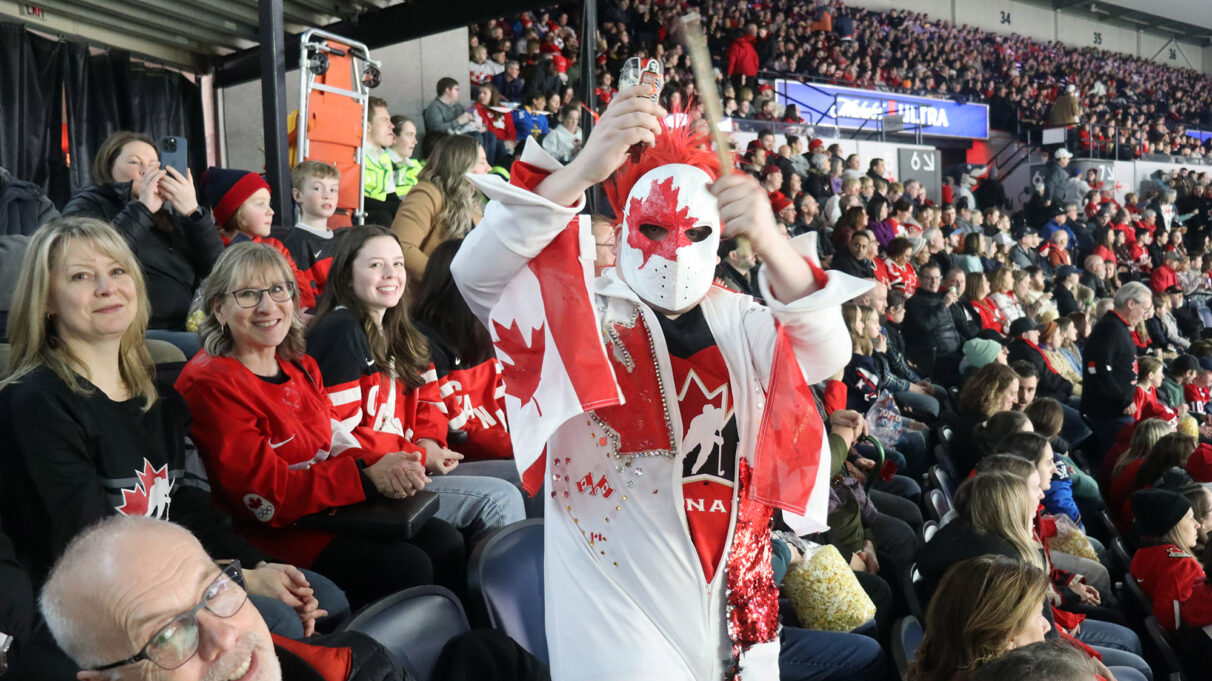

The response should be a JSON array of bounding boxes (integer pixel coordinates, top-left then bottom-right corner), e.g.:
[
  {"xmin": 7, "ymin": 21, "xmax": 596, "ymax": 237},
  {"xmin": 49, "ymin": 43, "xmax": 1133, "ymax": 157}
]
[{"xmin": 40, "ymin": 516, "xmax": 399, "ymax": 681}]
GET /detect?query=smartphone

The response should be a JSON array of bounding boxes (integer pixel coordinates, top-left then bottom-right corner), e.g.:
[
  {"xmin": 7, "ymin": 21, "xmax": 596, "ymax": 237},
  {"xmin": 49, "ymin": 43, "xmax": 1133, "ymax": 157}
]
[
  {"xmin": 619, "ymin": 57, "xmax": 663, "ymax": 103},
  {"xmin": 620, "ymin": 58, "xmax": 663, "ymax": 161},
  {"xmin": 157, "ymin": 136, "xmax": 189, "ymax": 178}
]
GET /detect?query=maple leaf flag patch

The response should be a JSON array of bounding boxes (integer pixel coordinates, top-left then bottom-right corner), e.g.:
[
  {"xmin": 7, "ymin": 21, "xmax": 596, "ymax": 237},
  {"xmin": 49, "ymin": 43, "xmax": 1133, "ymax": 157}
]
[{"xmin": 243, "ymin": 494, "xmax": 276, "ymax": 522}]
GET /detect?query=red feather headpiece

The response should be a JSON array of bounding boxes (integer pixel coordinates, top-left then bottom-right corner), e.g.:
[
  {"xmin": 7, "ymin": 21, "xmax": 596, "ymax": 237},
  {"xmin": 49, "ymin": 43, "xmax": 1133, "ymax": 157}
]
[{"xmin": 603, "ymin": 114, "xmax": 728, "ymax": 221}]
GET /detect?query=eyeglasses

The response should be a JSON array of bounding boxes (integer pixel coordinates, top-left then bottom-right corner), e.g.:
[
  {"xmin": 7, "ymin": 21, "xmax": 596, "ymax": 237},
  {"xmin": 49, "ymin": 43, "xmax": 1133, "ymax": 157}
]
[
  {"xmin": 91, "ymin": 561, "xmax": 247, "ymax": 671},
  {"xmin": 228, "ymin": 281, "xmax": 294, "ymax": 308}
]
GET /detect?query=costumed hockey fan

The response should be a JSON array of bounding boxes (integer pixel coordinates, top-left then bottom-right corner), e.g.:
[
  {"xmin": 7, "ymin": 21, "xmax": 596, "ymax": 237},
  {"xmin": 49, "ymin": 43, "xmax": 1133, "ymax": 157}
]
[{"xmin": 452, "ymin": 87, "xmax": 871, "ymax": 680}]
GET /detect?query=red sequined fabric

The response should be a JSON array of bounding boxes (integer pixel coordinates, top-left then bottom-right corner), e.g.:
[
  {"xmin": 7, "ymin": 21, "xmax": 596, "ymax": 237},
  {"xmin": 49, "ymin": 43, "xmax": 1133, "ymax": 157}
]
[{"xmin": 725, "ymin": 460, "xmax": 778, "ymax": 677}]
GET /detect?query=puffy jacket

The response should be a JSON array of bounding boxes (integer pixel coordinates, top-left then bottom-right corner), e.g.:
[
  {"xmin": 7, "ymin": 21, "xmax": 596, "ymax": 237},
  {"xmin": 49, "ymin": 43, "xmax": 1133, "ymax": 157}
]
[
  {"xmin": 0, "ymin": 166, "xmax": 58, "ymax": 236},
  {"xmin": 902, "ymin": 289, "xmax": 962, "ymax": 371},
  {"xmin": 1043, "ymin": 161, "xmax": 1070, "ymax": 205},
  {"xmin": 725, "ymin": 35, "xmax": 759, "ymax": 76},
  {"xmin": 62, "ymin": 183, "xmax": 222, "ymax": 330}
]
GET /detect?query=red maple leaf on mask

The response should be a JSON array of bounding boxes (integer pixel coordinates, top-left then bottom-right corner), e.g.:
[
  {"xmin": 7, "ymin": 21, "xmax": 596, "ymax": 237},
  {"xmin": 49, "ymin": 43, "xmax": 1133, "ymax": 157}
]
[
  {"xmin": 625, "ymin": 175, "xmax": 701, "ymax": 267},
  {"xmin": 493, "ymin": 318, "xmax": 545, "ymax": 416}
]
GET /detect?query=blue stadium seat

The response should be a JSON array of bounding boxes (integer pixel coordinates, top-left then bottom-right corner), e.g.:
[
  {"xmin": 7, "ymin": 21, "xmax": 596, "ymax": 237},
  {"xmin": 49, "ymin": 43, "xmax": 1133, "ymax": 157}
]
[
  {"xmin": 337, "ymin": 585, "xmax": 469, "ymax": 681},
  {"xmin": 891, "ymin": 616, "xmax": 924, "ymax": 680},
  {"xmin": 467, "ymin": 518, "xmax": 548, "ymax": 664}
]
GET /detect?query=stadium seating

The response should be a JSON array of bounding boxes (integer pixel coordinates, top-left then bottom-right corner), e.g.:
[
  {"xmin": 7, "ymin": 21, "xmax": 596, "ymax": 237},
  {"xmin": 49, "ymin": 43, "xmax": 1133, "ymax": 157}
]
[
  {"xmin": 467, "ymin": 518, "xmax": 548, "ymax": 664},
  {"xmin": 338, "ymin": 585, "xmax": 470, "ymax": 681}
]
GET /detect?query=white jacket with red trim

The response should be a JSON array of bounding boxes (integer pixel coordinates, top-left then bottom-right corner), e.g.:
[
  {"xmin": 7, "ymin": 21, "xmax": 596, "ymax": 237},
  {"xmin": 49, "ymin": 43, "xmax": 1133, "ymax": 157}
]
[{"xmin": 452, "ymin": 142, "xmax": 869, "ymax": 681}]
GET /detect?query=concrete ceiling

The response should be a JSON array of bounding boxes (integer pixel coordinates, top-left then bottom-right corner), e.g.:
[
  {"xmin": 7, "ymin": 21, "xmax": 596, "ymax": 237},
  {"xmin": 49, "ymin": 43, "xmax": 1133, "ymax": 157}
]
[{"xmin": 1048, "ymin": 0, "xmax": 1212, "ymax": 47}]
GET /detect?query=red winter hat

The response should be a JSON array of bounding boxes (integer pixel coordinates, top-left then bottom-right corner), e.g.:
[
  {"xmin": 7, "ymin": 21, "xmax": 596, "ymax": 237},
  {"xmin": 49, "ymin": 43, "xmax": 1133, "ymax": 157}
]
[
  {"xmin": 809, "ymin": 138, "xmax": 825, "ymax": 152},
  {"xmin": 204, "ymin": 167, "xmax": 271, "ymax": 228},
  {"xmin": 771, "ymin": 195, "xmax": 793, "ymax": 213}
]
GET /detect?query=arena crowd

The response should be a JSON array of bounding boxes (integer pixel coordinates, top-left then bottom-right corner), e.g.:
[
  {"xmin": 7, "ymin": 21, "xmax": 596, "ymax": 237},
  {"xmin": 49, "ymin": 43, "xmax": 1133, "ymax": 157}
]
[{"xmin": 1, "ymin": 1, "xmax": 1212, "ymax": 680}]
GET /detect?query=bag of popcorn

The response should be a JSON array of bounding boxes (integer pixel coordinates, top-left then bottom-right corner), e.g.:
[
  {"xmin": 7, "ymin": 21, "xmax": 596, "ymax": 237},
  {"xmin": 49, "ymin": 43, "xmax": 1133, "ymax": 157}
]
[
  {"xmin": 1050, "ymin": 514, "xmax": 1099, "ymax": 562},
  {"xmin": 782, "ymin": 543, "xmax": 876, "ymax": 632}
]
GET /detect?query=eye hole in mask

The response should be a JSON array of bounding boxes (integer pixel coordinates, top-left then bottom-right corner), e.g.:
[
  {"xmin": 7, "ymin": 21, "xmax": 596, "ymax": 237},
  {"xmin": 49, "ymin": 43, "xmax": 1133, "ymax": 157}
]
[{"xmin": 639, "ymin": 223, "xmax": 669, "ymax": 242}]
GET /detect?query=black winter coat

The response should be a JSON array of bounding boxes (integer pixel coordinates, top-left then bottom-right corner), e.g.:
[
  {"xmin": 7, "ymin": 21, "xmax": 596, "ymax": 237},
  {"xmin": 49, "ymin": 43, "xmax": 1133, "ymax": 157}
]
[
  {"xmin": 62, "ymin": 183, "xmax": 222, "ymax": 330},
  {"xmin": 1080, "ymin": 311, "xmax": 1137, "ymax": 419},
  {"xmin": 903, "ymin": 290, "xmax": 962, "ymax": 372}
]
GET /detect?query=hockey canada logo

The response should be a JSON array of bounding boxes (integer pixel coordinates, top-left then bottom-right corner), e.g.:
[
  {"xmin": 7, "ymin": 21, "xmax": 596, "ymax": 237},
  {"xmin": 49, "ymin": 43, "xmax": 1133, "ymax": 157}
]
[{"xmin": 116, "ymin": 459, "xmax": 174, "ymax": 519}]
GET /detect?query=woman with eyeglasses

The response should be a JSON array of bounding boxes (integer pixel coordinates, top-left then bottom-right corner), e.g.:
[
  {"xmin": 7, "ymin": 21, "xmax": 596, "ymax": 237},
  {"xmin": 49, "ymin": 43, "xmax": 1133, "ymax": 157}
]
[
  {"xmin": 175, "ymin": 242, "xmax": 465, "ymax": 609},
  {"xmin": 62, "ymin": 131, "xmax": 223, "ymax": 357},
  {"xmin": 0, "ymin": 219, "xmax": 347, "ymax": 671}
]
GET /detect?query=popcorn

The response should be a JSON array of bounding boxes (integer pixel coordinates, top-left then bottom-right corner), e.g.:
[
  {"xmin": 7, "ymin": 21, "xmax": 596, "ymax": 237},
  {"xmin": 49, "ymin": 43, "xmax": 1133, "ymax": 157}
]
[{"xmin": 783, "ymin": 544, "xmax": 875, "ymax": 632}]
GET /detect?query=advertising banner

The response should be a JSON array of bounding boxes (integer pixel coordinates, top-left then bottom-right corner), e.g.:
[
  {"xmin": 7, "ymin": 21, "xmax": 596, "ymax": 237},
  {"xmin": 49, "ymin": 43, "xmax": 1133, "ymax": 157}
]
[{"xmin": 774, "ymin": 80, "xmax": 990, "ymax": 140}]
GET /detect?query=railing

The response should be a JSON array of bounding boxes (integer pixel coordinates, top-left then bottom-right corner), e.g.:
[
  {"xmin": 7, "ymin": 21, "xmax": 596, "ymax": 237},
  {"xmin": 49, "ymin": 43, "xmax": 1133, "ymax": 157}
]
[{"xmin": 1023, "ymin": 120, "xmax": 1212, "ymax": 165}]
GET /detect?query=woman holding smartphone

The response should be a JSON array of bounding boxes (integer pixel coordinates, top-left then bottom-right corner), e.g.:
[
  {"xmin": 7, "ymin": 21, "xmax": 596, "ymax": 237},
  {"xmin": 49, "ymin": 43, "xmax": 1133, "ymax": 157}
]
[{"xmin": 63, "ymin": 131, "xmax": 221, "ymax": 356}]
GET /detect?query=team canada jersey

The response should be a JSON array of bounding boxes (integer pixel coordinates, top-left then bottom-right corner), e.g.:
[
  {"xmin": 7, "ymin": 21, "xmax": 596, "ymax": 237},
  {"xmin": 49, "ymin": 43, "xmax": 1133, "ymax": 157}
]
[
  {"xmin": 657, "ymin": 307, "xmax": 739, "ymax": 582},
  {"xmin": 1185, "ymin": 383, "xmax": 1211, "ymax": 415},
  {"xmin": 282, "ymin": 224, "xmax": 334, "ymax": 304},
  {"xmin": 175, "ymin": 353, "xmax": 381, "ymax": 566},
  {"xmin": 419, "ymin": 323, "xmax": 514, "ymax": 461},
  {"xmin": 306, "ymin": 307, "xmax": 447, "ymax": 460},
  {"xmin": 1130, "ymin": 543, "xmax": 1212, "ymax": 631}
]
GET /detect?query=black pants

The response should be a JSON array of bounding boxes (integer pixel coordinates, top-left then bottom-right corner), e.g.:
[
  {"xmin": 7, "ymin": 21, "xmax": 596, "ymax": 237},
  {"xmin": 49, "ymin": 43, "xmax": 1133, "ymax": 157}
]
[{"xmin": 311, "ymin": 518, "xmax": 465, "ymax": 611}]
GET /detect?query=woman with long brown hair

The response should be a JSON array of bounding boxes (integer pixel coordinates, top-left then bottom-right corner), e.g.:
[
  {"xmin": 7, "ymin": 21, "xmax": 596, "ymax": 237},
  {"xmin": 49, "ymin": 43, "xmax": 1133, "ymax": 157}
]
[
  {"xmin": 390, "ymin": 134, "xmax": 491, "ymax": 282},
  {"xmin": 306, "ymin": 226, "xmax": 524, "ymax": 535},
  {"xmin": 907, "ymin": 555, "xmax": 1052, "ymax": 681}
]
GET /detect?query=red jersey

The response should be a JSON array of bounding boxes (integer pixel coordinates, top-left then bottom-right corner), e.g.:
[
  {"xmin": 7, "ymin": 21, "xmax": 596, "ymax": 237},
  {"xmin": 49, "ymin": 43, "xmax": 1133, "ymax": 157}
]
[
  {"xmin": 973, "ymin": 297, "xmax": 1007, "ymax": 332},
  {"xmin": 1132, "ymin": 385, "xmax": 1177, "ymax": 424},
  {"xmin": 1186, "ymin": 384, "xmax": 1211, "ymax": 415},
  {"xmin": 175, "ymin": 353, "xmax": 382, "ymax": 566},
  {"xmin": 880, "ymin": 259, "xmax": 918, "ymax": 296},
  {"xmin": 282, "ymin": 224, "xmax": 334, "ymax": 305},
  {"xmin": 1130, "ymin": 544, "xmax": 1212, "ymax": 631}
]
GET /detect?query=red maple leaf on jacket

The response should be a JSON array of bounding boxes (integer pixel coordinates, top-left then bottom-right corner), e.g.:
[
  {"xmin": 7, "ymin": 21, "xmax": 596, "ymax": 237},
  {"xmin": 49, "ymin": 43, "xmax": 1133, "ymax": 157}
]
[
  {"xmin": 625, "ymin": 175, "xmax": 701, "ymax": 268},
  {"xmin": 493, "ymin": 318, "xmax": 545, "ymax": 416}
]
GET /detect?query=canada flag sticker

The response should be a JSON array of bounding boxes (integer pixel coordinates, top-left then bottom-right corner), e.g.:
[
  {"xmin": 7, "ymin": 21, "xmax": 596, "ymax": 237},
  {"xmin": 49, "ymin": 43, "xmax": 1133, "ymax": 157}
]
[{"xmin": 243, "ymin": 494, "xmax": 276, "ymax": 523}]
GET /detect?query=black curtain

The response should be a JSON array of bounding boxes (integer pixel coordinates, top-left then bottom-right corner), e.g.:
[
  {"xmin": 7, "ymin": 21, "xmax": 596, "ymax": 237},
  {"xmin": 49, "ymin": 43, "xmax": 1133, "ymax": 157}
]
[
  {"xmin": 0, "ymin": 23, "xmax": 66, "ymax": 201},
  {"xmin": 64, "ymin": 45, "xmax": 206, "ymax": 195}
]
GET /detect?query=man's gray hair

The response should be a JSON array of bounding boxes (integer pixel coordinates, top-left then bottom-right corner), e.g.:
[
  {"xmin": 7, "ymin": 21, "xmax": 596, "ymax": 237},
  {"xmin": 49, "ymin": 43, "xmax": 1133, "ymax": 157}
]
[
  {"xmin": 1142, "ymin": 208, "xmax": 1157, "ymax": 219},
  {"xmin": 1064, "ymin": 202, "xmax": 1078, "ymax": 212},
  {"xmin": 41, "ymin": 516, "xmax": 193, "ymax": 672},
  {"xmin": 1114, "ymin": 281, "xmax": 1151, "ymax": 309},
  {"xmin": 811, "ymin": 153, "xmax": 829, "ymax": 172},
  {"xmin": 922, "ymin": 227, "xmax": 941, "ymax": 244},
  {"xmin": 505, "ymin": 59, "xmax": 520, "ymax": 69}
]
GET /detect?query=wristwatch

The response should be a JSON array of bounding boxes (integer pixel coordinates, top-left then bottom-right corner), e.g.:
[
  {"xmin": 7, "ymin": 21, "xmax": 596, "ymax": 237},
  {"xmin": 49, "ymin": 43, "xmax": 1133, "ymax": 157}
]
[{"xmin": 0, "ymin": 631, "xmax": 13, "ymax": 675}]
